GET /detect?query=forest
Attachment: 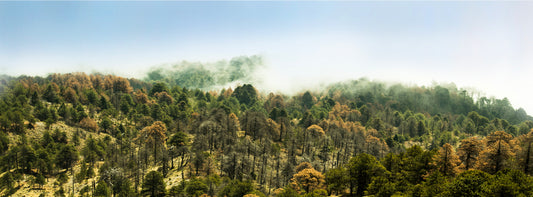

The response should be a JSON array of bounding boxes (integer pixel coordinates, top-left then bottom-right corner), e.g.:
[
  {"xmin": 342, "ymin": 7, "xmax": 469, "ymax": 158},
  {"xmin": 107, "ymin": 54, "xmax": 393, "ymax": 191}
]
[{"xmin": 0, "ymin": 71, "xmax": 532, "ymax": 197}]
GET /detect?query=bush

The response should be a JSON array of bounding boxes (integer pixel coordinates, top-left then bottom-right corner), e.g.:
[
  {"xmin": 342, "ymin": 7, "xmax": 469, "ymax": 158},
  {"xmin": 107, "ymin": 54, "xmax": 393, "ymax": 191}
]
[{"xmin": 56, "ymin": 173, "xmax": 68, "ymax": 185}]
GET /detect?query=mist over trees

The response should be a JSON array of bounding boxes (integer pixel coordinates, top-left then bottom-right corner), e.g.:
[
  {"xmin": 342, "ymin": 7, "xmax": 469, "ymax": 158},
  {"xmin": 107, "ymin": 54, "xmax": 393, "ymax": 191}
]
[
  {"xmin": 145, "ymin": 55, "xmax": 264, "ymax": 90},
  {"xmin": 326, "ymin": 79, "xmax": 531, "ymax": 125},
  {"xmin": 0, "ymin": 66, "xmax": 532, "ymax": 196}
]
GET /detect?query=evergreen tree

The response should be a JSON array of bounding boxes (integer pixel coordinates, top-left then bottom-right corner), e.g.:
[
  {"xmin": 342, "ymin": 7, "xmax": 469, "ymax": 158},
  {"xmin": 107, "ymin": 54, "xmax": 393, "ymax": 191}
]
[
  {"xmin": 95, "ymin": 181, "xmax": 111, "ymax": 197},
  {"xmin": 346, "ymin": 153, "xmax": 386, "ymax": 196},
  {"xmin": 433, "ymin": 143, "xmax": 460, "ymax": 177},
  {"xmin": 141, "ymin": 171, "xmax": 166, "ymax": 197}
]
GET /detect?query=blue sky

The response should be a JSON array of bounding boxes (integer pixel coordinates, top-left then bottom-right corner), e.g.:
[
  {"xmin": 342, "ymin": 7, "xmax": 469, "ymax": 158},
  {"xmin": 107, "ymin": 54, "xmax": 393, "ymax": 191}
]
[{"xmin": 1, "ymin": 1, "xmax": 533, "ymax": 114}]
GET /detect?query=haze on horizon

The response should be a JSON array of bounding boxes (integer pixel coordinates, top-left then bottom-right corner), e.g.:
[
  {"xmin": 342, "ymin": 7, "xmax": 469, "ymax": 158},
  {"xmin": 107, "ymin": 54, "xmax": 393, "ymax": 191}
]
[{"xmin": 1, "ymin": 1, "xmax": 533, "ymax": 114}]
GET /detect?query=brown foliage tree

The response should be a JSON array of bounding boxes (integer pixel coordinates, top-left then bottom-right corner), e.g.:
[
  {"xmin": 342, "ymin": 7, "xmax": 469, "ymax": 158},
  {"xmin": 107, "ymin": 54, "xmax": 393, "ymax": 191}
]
[
  {"xmin": 112, "ymin": 77, "xmax": 133, "ymax": 93},
  {"xmin": 365, "ymin": 135, "xmax": 389, "ymax": 158},
  {"xmin": 307, "ymin": 125, "xmax": 325, "ymax": 137},
  {"xmin": 155, "ymin": 91, "xmax": 173, "ymax": 105},
  {"xmin": 135, "ymin": 90, "xmax": 150, "ymax": 104},
  {"xmin": 137, "ymin": 121, "xmax": 168, "ymax": 165},
  {"xmin": 290, "ymin": 167, "xmax": 325, "ymax": 193},
  {"xmin": 433, "ymin": 143, "xmax": 460, "ymax": 176},
  {"xmin": 79, "ymin": 117, "xmax": 99, "ymax": 132},
  {"xmin": 91, "ymin": 74, "xmax": 104, "ymax": 90},
  {"xmin": 266, "ymin": 118, "xmax": 280, "ymax": 141},
  {"xmin": 328, "ymin": 103, "xmax": 361, "ymax": 122},
  {"xmin": 228, "ymin": 113, "xmax": 240, "ymax": 133},
  {"xmin": 477, "ymin": 131, "xmax": 516, "ymax": 173},
  {"xmin": 457, "ymin": 136, "xmax": 482, "ymax": 171},
  {"xmin": 63, "ymin": 87, "xmax": 78, "ymax": 103},
  {"xmin": 222, "ymin": 88, "xmax": 233, "ymax": 99},
  {"xmin": 295, "ymin": 162, "xmax": 314, "ymax": 173},
  {"xmin": 264, "ymin": 93, "xmax": 285, "ymax": 112}
]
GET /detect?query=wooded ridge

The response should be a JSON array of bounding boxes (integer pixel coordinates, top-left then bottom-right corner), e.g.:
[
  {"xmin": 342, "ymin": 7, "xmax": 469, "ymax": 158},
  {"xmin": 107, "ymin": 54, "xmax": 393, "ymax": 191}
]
[{"xmin": 0, "ymin": 72, "xmax": 532, "ymax": 196}]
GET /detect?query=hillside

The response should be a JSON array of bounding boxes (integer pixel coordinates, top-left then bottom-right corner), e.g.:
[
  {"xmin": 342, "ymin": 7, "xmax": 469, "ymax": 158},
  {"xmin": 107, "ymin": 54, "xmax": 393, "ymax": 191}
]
[{"xmin": 0, "ymin": 72, "xmax": 532, "ymax": 196}]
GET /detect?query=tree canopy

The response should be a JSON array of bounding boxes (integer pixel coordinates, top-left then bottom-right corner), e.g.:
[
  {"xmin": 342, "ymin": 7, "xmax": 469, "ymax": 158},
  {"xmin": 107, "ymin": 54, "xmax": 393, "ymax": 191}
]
[{"xmin": 0, "ymin": 72, "xmax": 532, "ymax": 196}]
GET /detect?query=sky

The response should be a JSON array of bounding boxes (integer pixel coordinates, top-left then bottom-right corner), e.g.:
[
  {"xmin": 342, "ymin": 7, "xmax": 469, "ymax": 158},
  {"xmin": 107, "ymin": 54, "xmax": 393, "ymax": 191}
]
[{"xmin": 1, "ymin": 1, "xmax": 533, "ymax": 114}]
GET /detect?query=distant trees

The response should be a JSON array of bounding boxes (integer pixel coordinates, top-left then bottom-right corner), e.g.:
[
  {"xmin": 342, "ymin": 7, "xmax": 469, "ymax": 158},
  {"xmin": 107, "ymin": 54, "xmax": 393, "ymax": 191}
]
[
  {"xmin": 145, "ymin": 55, "xmax": 263, "ymax": 89},
  {"xmin": 99, "ymin": 117, "xmax": 113, "ymax": 133},
  {"xmin": 63, "ymin": 87, "xmax": 78, "ymax": 103}
]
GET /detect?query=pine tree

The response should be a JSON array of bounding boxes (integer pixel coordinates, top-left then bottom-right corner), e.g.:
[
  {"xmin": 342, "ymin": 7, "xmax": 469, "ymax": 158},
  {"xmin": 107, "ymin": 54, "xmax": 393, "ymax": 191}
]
[
  {"xmin": 458, "ymin": 136, "xmax": 482, "ymax": 170},
  {"xmin": 141, "ymin": 171, "xmax": 166, "ymax": 197},
  {"xmin": 346, "ymin": 153, "xmax": 386, "ymax": 196},
  {"xmin": 433, "ymin": 143, "xmax": 460, "ymax": 176},
  {"xmin": 477, "ymin": 131, "xmax": 516, "ymax": 174},
  {"xmin": 136, "ymin": 121, "xmax": 167, "ymax": 165}
]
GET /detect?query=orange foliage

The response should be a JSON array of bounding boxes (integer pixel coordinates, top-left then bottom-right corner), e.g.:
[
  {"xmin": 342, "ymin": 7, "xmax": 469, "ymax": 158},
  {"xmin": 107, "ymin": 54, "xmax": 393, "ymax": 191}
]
[
  {"xmin": 104, "ymin": 76, "xmax": 114, "ymax": 90},
  {"xmin": 135, "ymin": 90, "xmax": 150, "ymax": 104},
  {"xmin": 476, "ymin": 131, "xmax": 517, "ymax": 173},
  {"xmin": 295, "ymin": 162, "xmax": 314, "ymax": 173},
  {"xmin": 365, "ymin": 135, "xmax": 389, "ymax": 158},
  {"xmin": 91, "ymin": 74, "xmax": 104, "ymax": 90},
  {"xmin": 228, "ymin": 113, "xmax": 241, "ymax": 132},
  {"xmin": 46, "ymin": 73, "xmax": 133, "ymax": 94},
  {"xmin": 79, "ymin": 117, "xmax": 99, "ymax": 132},
  {"xmin": 112, "ymin": 77, "xmax": 133, "ymax": 93},
  {"xmin": 433, "ymin": 143, "xmax": 460, "ymax": 176},
  {"xmin": 30, "ymin": 83, "xmax": 40, "ymax": 94},
  {"xmin": 266, "ymin": 118, "xmax": 280, "ymax": 139},
  {"xmin": 264, "ymin": 93, "xmax": 285, "ymax": 112},
  {"xmin": 63, "ymin": 87, "xmax": 78, "ymax": 103},
  {"xmin": 208, "ymin": 90, "xmax": 219, "ymax": 98},
  {"xmin": 137, "ymin": 121, "xmax": 168, "ymax": 148},
  {"xmin": 290, "ymin": 167, "xmax": 325, "ymax": 193},
  {"xmin": 223, "ymin": 88, "xmax": 233, "ymax": 98},
  {"xmin": 329, "ymin": 103, "xmax": 361, "ymax": 122},
  {"xmin": 457, "ymin": 136, "xmax": 482, "ymax": 171},
  {"xmin": 307, "ymin": 125, "xmax": 325, "ymax": 137}
]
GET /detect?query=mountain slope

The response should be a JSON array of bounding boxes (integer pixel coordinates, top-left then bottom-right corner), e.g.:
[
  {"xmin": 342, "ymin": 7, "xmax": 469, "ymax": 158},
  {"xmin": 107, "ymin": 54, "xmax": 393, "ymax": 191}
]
[{"xmin": 0, "ymin": 72, "xmax": 532, "ymax": 196}]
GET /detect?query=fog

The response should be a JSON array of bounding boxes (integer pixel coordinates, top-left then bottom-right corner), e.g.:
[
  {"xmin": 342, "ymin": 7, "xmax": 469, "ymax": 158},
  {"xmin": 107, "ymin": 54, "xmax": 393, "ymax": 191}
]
[{"xmin": 2, "ymin": 1, "xmax": 533, "ymax": 114}]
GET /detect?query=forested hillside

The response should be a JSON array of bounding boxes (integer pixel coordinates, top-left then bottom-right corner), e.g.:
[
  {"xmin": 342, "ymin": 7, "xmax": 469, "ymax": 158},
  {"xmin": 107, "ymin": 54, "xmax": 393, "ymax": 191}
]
[{"xmin": 0, "ymin": 72, "xmax": 533, "ymax": 197}]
